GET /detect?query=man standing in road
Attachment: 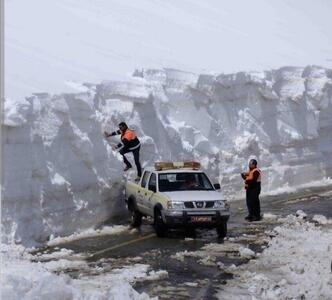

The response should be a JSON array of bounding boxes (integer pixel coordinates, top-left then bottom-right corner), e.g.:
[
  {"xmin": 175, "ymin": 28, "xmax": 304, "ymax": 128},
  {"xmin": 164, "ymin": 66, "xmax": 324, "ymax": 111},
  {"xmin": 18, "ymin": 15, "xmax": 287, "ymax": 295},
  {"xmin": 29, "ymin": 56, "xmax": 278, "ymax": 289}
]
[
  {"xmin": 104, "ymin": 122, "xmax": 142, "ymax": 181},
  {"xmin": 241, "ymin": 159, "xmax": 262, "ymax": 222}
]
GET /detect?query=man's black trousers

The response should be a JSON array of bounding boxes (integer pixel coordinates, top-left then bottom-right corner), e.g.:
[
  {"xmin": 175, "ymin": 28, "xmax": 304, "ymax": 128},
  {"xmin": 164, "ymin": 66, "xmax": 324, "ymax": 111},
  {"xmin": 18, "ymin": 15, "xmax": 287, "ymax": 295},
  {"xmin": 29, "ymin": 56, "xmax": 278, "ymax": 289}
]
[
  {"xmin": 119, "ymin": 146, "xmax": 142, "ymax": 177},
  {"xmin": 246, "ymin": 188, "xmax": 261, "ymax": 219}
]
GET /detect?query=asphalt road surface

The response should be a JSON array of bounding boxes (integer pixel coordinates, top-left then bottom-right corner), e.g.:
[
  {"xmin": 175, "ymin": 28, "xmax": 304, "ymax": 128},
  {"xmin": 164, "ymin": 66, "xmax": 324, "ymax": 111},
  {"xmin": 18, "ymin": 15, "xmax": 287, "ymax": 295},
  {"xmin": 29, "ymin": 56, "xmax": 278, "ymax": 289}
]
[{"xmin": 34, "ymin": 186, "xmax": 332, "ymax": 299}]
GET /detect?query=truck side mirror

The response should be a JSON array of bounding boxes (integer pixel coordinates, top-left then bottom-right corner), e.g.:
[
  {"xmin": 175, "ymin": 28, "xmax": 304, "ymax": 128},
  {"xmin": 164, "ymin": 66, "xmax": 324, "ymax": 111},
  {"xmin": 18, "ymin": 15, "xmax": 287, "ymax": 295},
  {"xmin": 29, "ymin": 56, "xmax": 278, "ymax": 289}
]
[{"xmin": 213, "ymin": 183, "xmax": 221, "ymax": 190}]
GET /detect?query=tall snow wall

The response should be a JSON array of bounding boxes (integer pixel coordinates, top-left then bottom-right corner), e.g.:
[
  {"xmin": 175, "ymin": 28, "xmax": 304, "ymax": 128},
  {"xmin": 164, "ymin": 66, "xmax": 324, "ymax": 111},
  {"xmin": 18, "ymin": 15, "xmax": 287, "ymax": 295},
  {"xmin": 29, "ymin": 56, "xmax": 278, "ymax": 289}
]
[{"xmin": 2, "ymin": 65, "xmax": 332, "ymax": 246}]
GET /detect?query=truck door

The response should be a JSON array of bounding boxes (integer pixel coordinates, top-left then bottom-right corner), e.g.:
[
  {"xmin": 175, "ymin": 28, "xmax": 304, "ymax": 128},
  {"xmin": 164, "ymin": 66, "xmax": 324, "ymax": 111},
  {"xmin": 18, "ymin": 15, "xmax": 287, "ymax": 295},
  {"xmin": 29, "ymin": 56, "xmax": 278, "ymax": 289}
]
[
  {"xmin": 136, "ymin": 171, "xmax": 150, "ymax": 212},
  {"xmin": 144, "ymin": 173, "xmax": 157, "ymax": 214}
]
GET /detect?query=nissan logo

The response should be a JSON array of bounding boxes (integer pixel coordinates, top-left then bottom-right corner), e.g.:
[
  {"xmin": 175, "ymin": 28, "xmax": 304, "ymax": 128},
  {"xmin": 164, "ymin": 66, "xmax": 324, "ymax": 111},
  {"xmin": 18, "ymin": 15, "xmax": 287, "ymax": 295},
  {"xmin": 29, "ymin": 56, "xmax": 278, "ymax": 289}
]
[{"xmin": 196, "ymin": 201, "xmax": 204, "ymax": 208}]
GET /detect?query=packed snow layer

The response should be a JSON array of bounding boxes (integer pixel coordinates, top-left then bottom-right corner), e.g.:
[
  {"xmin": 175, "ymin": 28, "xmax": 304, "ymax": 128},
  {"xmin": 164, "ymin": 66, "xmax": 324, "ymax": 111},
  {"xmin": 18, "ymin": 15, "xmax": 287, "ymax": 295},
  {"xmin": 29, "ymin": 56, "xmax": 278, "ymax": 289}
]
[
  {"xmin": 1, "ymin": 243, "xmax": 153, "ymax": 300},
  {"xmin": 47, "ymin": 224, "xmax": 132, "ymax": 246},
  {"xmin": 217, "ymin": 214, "xmax": 332, "ymax": 299},
  {"xmin": 2, "ymin": 65, "xmax": 332, "ymax": 245}
]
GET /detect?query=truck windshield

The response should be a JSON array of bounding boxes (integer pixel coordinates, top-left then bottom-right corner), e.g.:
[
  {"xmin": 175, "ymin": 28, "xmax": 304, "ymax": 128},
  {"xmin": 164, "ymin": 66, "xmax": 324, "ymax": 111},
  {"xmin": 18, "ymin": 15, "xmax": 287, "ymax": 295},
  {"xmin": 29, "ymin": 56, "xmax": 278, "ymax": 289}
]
[{"xmin": 158, "ymin": 172, "xmax": 214, "ymax": 192}]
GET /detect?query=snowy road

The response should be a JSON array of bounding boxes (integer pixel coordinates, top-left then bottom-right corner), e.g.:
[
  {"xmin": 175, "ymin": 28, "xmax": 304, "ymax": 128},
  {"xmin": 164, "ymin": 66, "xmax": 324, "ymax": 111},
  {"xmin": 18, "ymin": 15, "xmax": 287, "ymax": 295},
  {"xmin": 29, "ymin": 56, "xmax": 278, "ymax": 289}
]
[{"xmin": 32, "ymin": 187, "xmax": 332, "ymax": 299}]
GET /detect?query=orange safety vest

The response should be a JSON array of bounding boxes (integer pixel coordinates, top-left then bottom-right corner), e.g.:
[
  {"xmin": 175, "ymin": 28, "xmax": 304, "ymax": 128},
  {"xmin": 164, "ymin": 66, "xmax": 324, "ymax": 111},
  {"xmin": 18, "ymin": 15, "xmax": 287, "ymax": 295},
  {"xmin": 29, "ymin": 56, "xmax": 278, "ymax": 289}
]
[
  {"xmin": 121, "ymin": 128, "xmax": 140, "ymax": 150},
  {"xmin": 244, "ymin": 168, "xmax": 261, "ymax": 189},
  {"xmin": 121, "ymin": 129, "xmax": 137, "ymax": 141}
]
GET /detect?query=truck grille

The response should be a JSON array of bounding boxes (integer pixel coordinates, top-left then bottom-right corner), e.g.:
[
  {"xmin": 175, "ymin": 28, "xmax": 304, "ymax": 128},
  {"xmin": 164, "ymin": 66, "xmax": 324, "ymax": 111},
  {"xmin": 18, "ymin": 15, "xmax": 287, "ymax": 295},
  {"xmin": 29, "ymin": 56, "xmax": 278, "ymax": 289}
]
[
  {"xmin": 184, "ymin": 202, "xmax": 194, "ymax": 208},
  {"xmin": 184, "ymin": 201, "xmax": 215, "ymax": 209},
  {"xmin": 205, "ymin": 201, "xmax": 214, "ymax": 208}
]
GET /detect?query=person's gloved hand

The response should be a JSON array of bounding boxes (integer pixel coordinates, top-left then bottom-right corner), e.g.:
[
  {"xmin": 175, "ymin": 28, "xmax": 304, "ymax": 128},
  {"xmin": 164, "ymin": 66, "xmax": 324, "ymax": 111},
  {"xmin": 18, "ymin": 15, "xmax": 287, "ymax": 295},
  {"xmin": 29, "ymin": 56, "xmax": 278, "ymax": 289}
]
[{"xmin": 104, "ymin": 131, "xmax": 110, "ymax": 138}]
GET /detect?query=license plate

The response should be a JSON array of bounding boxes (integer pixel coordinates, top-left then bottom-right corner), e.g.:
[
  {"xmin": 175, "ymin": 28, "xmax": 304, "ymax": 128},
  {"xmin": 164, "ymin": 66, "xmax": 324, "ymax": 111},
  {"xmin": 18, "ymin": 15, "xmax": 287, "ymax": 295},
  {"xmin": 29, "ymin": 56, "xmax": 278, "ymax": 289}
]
[{"xmin": 191, "ymin": 216, "xmax": 211, "ymax": 222}]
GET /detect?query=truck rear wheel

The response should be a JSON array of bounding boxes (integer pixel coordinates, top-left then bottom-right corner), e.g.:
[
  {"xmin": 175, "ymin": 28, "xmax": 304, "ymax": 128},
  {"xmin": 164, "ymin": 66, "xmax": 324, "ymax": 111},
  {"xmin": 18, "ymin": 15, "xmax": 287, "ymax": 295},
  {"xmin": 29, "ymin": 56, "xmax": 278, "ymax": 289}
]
[
  {"xmin": 128, "ymin": 200, "xmax": 142, "ymax": 228},
  {"xmin": 154, "ymin": 209, "xmax": 167, "ymax": 237},
  {"xmin": 216, "ymin": 220, "xmax": 227, "ymax": 239},
  {"xmin": 131, "ymin": 209, "xmax": 142, "ymax": 228}
]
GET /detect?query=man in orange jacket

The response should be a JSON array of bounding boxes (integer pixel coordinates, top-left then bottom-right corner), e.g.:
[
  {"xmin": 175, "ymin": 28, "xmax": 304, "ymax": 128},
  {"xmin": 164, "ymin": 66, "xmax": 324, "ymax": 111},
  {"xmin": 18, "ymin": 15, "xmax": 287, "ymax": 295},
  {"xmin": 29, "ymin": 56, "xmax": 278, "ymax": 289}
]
[
  {"xmin": 241, "ymin": 159, "xmax": 262, "ymax": 222},
  {"xmin": 104, "ymin": 122, "xmax": 142, "ymax": 180}
]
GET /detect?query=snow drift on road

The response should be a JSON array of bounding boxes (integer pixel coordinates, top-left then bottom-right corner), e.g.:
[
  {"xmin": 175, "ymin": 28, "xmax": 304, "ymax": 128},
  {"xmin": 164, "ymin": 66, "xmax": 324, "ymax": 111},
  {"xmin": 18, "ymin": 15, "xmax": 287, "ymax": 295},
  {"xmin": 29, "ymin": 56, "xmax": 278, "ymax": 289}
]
[
  {"xmin": 2, "ymin": 65, "xmax": 332, "ymax": 246},
  {"xmin": 1, "ymin": 243, "xmax": 154, "ymax": 300},
  {"xmin": 217, "ymin": 214, "xmax": 332, "ymax": 299}
]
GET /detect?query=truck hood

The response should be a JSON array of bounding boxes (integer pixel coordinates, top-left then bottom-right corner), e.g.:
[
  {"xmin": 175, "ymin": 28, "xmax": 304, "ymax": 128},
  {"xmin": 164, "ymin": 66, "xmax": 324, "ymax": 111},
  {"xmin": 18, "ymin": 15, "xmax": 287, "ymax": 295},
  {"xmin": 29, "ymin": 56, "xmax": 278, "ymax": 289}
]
[{"xmin": 161, "ymin": 190, "xmax": 224, "ymax": 201}]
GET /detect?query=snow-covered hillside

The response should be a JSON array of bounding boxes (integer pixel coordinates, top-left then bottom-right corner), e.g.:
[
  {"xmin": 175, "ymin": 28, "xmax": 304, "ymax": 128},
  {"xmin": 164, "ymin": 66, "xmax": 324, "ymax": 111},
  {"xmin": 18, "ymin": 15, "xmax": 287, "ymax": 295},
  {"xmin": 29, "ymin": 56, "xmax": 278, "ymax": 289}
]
[{"xmin": 2, "ymin": 65, "xmax": 332, "ymax": 246}]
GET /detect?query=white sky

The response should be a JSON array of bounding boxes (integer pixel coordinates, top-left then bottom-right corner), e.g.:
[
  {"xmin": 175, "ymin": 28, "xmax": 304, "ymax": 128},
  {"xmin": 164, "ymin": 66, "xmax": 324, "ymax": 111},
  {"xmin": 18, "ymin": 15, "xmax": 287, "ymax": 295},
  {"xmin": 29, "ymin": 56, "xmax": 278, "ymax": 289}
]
[{"xmin": 5, "ymin": 0, "xmax": 332, "ymax": 99}]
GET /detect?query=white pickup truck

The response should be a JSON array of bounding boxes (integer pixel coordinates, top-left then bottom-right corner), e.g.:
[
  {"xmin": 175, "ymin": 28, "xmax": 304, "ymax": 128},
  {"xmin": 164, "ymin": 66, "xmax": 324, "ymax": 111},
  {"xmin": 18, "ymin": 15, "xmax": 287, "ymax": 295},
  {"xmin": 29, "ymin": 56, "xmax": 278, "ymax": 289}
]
[{"xmin": 125, "ymin": 162, "xmax": 230, "ymax": 238}]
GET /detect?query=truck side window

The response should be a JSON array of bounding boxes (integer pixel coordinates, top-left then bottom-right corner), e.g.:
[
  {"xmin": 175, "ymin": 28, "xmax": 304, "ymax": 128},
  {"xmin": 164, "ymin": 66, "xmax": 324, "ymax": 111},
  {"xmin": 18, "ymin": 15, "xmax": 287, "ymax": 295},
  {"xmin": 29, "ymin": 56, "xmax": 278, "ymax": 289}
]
[
  {"xmin": 148, "ymin": 173, "xmax": 157, "ymax": 193},
  {"xmin": 141, "ymin": 171, "xmax": 150, "ymax": 188}
]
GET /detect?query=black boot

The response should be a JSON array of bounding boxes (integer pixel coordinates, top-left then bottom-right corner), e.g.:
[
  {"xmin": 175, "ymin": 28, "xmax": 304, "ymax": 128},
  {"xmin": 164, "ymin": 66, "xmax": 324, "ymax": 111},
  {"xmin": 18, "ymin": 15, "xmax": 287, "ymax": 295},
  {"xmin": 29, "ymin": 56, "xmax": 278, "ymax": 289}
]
[
  {"xmin": 124, "ymin": 165, "xmax": 132, "ymax": 171},
  {"xmin": 245, "ymin": 215, "xmax": 253, "ymax": 221}
]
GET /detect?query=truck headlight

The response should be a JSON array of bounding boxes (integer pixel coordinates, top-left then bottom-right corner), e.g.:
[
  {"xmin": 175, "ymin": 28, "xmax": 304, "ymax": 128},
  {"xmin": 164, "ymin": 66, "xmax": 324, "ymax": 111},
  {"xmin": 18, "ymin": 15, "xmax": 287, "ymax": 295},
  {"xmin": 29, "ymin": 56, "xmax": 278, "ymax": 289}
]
[
  {"xmin": 167, "ymin": 201, "xmax": 184, "ymax": 210},
  {"xmin": 214, "ymin": 200, "xmax": 226, "ymax": 208}
]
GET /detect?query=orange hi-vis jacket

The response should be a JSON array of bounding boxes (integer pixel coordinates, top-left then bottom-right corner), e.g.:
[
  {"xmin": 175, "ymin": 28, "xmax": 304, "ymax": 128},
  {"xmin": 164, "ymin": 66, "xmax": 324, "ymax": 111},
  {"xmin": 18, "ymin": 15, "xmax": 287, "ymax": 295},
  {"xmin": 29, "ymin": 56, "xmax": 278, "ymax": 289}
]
[
  {"xmin": 112, "ymin": 128, "xmax": 140, "ymax": 151},
  {"xmin": 243, "ymin": 168, "xmax": 261, "ymax": 190},
  {"xmin": 121, "ymin": 129, "xmax": 136, "ymax": 140}
]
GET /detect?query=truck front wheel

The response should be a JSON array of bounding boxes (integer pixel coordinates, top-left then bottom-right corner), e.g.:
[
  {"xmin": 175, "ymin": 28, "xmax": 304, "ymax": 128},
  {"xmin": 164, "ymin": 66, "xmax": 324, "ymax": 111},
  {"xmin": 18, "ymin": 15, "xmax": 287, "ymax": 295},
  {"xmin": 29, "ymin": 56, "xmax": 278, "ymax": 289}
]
[
  {"xmin": 154, "ymin": 209, "xmax": 168, "ymax": 237},
  {"xmin": 216, "ymin": 220, "xmax": 227, "ymax": 239}
]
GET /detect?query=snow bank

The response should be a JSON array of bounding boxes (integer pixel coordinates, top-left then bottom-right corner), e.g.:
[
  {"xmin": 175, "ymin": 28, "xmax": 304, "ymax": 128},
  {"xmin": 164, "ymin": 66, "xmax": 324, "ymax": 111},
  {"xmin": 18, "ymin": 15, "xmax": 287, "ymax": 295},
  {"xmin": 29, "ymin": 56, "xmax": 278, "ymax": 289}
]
[
  {"xmin": 47, "ymin": 225, "xmax": 131, "ymax": 247},
  {"xmin": 0, "ymin": 244, "xmax": 152, "ymax": 300},
  {"xmin": 2, "ymin": 65, "xmax": 332, "ymax": 245},
  {"xmin": 218, "ymin": 214, "xmax": 332, "ymax": 299}
]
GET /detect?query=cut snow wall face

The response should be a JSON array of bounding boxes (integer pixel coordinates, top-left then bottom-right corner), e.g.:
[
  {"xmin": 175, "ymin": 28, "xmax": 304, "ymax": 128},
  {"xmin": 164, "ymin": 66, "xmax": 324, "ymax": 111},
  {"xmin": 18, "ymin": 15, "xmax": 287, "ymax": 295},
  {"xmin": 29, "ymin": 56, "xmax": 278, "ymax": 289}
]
[{"xmin": 2, "ymin": 66, "xmax": 332, "ymax": 246}]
